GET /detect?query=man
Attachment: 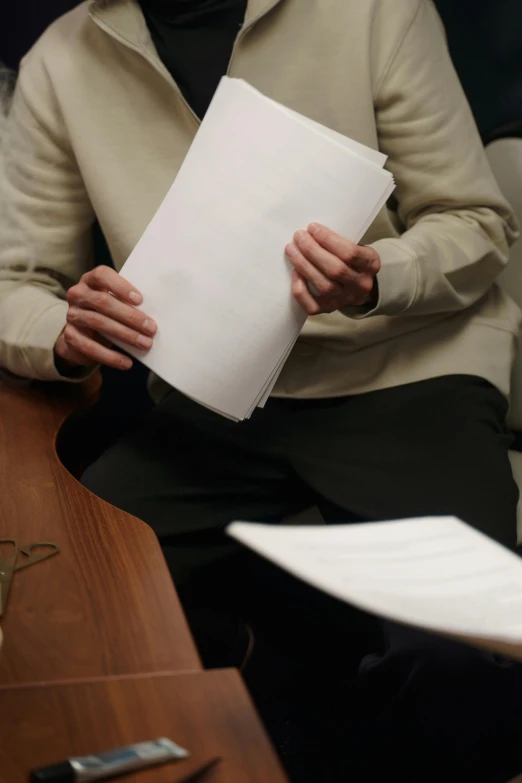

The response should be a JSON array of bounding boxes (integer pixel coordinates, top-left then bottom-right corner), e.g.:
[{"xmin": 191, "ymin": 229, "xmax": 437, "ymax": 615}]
[{"xmin": 0, "ymin": 0, "xmax": 521, "ymax": 779}]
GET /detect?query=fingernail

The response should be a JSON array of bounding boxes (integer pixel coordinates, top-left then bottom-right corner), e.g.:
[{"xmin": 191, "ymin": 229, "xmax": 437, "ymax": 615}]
[
  {"xmin": 121, "ymin": 357, "xmax": 133, "ymax": 369},
  {"xmin": 143, "ymin": 319, "xmax": 157, "ymax": 335},
  {"xmin": 136, "ymin": 335, "xmax": 153, "ymax": 350},
  {"xmin": 129, "ymin": 291, "xmax": 142, "ymax": 304},
  {"xmin": 308, "ymin": 223, "xmax": 320, "ymax": 235},
  {"xmin": 295, "ymin": 230, "xmax": 308, "ymax": 244},
  {"xmin": 285, "ymin": 243, "xmax": 298, "ymax": 258}
]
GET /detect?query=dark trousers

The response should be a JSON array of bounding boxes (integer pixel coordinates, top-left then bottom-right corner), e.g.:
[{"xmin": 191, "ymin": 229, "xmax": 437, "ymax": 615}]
[{"xmin": 83, "ymin": 375, "xmax": 521, "ymax": 782}]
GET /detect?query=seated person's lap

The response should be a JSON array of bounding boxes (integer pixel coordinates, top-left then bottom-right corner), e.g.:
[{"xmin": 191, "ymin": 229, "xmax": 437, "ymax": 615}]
[{"xmin": 82, "ymin": 373, "xmax": 518, "ymax": 576}]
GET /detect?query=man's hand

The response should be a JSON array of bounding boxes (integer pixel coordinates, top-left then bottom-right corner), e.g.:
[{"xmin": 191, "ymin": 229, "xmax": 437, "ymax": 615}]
[
  {"xmin": 54, "ymin": 266, "xmax": 157, "ymax": 371},
  {"xmin": 285, "ymin": 223, "xmax": 381, "ymax": 315}
]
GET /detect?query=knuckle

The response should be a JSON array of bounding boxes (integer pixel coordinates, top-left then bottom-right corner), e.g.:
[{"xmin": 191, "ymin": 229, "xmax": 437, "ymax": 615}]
[
  {"xmin": 296, "ymin": 233, "xmax": 312, "ymax": 252},
  {"xmin": 90, "ymin": 290, "xmax": 109, "ymax": 310},
  {"xmin": 359, "ymin": 276, "xmax": 374, "ymax": 294},
  {"xmin": 88, "ymin": 311, "xmax": 105, "ymax": 330},
  {"xmin": 339, "ymin": 246, "xmax": 357, "ymax": 264},
  {"xmin": 319, "ymin": 280, "xmax": 336, "ymax": 296},
  {"xmin": 71, "ymin": 283, "xmax": 92, "ymax": 308},
  {"xmin": 310, "ymin": 225, "xmax": 325, "ymax": 241},
  {"xmin": 289, "ymin": 253, "xmax": 304, "ymax": 271},
  {"xmin": 320, "ymin": 229, "xmax": 335, "ymax": 246},
  {"xmin": 342, "ymin": 265, "xmax": 357, "ymax": 283},
  {"xmin": 330, "ymin": 263, "xmax": 347, "ymax": 282},
  {"xmin": 77, "ymin": 294, "xmax": 91, "ymax": 310},
  {"xmin": 128, "ymin": 308, "xmax": 143, "ymax": 327},
  {"xmin": 66, "ymin": 286, "xmax": 79, "ymax": 305},
  {"xmin": 91, "ymin": 265, "xmax": 108, "ymax": 285},
  {"xmin": 63, "ymin": 325, "xmax": 76, "ymax": 344}
]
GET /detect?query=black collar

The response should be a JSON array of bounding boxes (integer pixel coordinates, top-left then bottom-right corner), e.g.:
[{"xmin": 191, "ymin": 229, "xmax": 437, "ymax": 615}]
[{"xmin": 138, "ymin": 0, "xmax": 247, "ymax": 25}]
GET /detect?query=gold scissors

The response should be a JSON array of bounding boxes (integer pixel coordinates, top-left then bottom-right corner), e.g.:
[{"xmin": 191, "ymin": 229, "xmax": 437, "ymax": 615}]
[{"xmin": 0, "ymin": 539, "xmax": 60, "ymax": 618}]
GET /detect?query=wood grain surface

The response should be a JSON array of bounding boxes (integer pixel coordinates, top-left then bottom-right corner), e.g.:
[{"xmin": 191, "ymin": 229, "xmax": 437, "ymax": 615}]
[
  {"xmin": 0, "ymin": 669, "xmax": 289, "ymax": 783},
  {"xmin": 0, "ymin": 377, "xmax": 201, "ymax": 685}
]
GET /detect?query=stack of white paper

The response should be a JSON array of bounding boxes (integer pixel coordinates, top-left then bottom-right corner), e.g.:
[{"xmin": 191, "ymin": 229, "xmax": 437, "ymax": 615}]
[
  {"xmin": 119, "ymin": 77, "xmax": 395, "ymax": 421},
  {"xmin": 228, "ymin": 517, "xmax": 522, "ymax": 661}
]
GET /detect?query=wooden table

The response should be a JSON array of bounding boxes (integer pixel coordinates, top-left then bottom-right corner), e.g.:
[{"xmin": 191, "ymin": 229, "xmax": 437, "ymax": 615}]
[
  {"xmin": 0, "ymin": 670, "xmax": 287, "ymax": 783},
  {"xmin": 0, "ymin": 378, "xmax": 200, "ymax": 684},
  {"xmin": 0, "ymin": 378, "xmax": 289, "ymax": 782}
]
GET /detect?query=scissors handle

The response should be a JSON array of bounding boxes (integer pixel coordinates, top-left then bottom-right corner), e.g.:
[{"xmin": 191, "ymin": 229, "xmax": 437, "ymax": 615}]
[
  {"xmin": 0, "ymin": 540, "xmax": 18, "ymax": 618},
  {"xmin": 0, "ymin": 539, "xmax": 18, "ymax": 572},
  {"xmin": 14, "ymin": 542, "xmax": 60, "ymax": 571}
]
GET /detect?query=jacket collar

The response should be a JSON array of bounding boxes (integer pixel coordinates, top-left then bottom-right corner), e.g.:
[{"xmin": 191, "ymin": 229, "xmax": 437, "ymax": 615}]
[
  {"xmin": 89, "ymin": 0, "xmax": 284, "ymax": 49},
  {"xmin": 237, "ymin": 0, "xmax": 284, "ymax": 26}
]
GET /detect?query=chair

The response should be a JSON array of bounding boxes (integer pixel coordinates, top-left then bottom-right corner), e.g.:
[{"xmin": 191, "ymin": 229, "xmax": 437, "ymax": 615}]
[{"xmin": 486, "ymin": 135, "xmax": 522, "ymax": 538}]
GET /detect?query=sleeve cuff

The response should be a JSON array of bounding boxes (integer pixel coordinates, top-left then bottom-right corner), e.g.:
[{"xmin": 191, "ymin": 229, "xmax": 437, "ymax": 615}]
[
  {"xmin": 341, "ymin": 237, "xmax": 418, "ymax": 320},
  {"xmin": 24, "ymin": 301, "xmax": 96, "ymax": 382}
]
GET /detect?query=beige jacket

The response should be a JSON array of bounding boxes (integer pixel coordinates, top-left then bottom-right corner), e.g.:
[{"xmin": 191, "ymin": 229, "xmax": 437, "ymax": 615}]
[{"xmin": 0, "ymin": 0, "xmax": 520, "ymax": 400}]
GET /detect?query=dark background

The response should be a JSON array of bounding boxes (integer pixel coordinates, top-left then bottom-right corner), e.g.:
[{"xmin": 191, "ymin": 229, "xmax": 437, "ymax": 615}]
[{"xmin": 1, "ymin": 0, "xmax": 521, "ymax": 139}]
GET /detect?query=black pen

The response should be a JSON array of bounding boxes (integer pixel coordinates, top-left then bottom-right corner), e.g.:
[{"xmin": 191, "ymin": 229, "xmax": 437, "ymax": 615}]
[{"xmin": 175, "ymin": 757, "xmax": 221, "ymax": 782}]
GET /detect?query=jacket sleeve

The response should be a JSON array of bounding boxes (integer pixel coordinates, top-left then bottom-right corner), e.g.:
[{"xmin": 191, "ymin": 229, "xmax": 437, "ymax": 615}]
[
  {"xmin": 357, "ymin": 0, "xmax": 519, "ymax": 319},
  {"xmin": 0, "ymin": 54, "xmax": 95, "ymax": 380}
]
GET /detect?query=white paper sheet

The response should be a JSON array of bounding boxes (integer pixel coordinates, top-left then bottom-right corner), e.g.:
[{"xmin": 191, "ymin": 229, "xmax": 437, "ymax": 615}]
[
  {"xmin": 119, "ymin": 77, "xmax": 394, "ymax": 421},
  {"xmin": 255, "ymin": 337, "xmax": 297, "ymax": 409},
  {"xmin": 228, "ymin": 517, "xmax": 522, "ymax": 660},
  {"xmin": 263, "ymin": 93, "xmax": 387, "ymax": 169}
]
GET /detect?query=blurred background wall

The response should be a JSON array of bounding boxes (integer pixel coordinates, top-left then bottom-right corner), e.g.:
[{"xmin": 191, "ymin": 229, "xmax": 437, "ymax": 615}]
[{"xmin": 435, "ymin": 0, "xmax": 522, "ymax": 139}]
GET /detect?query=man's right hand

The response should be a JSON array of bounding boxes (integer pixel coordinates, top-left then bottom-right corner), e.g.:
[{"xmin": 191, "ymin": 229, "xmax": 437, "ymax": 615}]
[{"xmin": 54, "ymin": 266, "xmax": 157, "ymax": 371}]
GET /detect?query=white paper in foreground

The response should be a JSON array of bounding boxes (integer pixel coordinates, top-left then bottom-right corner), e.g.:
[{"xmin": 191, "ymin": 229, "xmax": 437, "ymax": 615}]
[
  {"xmin": 228, "ymin": 517, "xmax": 522, "ymax": 660},
  {"xmin": 118, "ymin": 77, "xmax": 394, "ymax": 421}
]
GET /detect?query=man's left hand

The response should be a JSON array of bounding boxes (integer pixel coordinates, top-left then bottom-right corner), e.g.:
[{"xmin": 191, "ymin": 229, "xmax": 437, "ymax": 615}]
[{"xmin": 285, "ymin": 222, "xmax": 381, "ymax": 315}]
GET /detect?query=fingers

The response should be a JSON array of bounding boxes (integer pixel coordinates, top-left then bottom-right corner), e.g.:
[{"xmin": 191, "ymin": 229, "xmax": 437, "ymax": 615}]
[
  {"xmin": 54, "ymin": 332, "xmax": 95, "ymax": 368},
  {"xmin": 308, "ymin": 223, "xmax": 381, "ymax": 275},
  {"xmin": 291, "ymin": 230, "xmax": 359, "ymax": 285},
  {"xmin": 62, "ymin": 266, "xmax": 155, "ymax": 371},
  {"xmin": 287, "ymin": 227, "xmax": 379, "ymax": 307},
  {"xmin": 82, "ymin": 266, "xmax": 144, "ymax": 305},
  {"xmin": 67, "ymin": 283, "xmax": 157, "ymax": 337},
  {"xmin": 61, "ymin": 324, "xmax": 133, "ymax": 370},
  {"xmin": 285, "ymin": 242, "xmax": 342, "ymax": 298},
  {"xmin": 66, "ymin": 307, "xmax": 154, "ymax": 351},
  {"xmin": 291, "ymin": 269, "xmax": 321, "ymax": 316}
]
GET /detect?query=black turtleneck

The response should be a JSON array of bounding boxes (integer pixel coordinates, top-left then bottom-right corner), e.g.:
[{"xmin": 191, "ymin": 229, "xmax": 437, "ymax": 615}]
[{"xmin": 139, "ymin": 0, "xmax": 248, "ymax": 119}]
